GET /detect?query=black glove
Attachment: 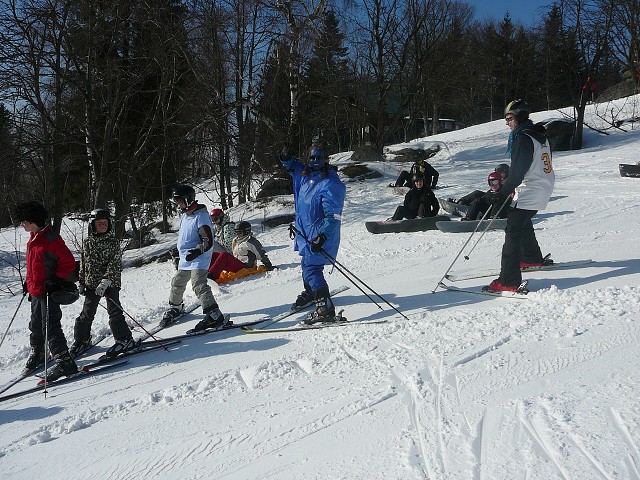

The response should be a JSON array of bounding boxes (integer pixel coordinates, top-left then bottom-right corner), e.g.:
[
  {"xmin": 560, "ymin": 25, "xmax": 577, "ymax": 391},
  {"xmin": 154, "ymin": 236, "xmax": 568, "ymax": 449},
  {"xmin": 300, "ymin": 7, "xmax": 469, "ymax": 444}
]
[
  {"xmin": 185, "ymin": 248, "xmax": 202, "ymax": 261},
  {"xmin": 22, "ymin": 281, "xmax": 28, "ymax": 295},
  {"xmin": 484, "ymin": 191, "xmax": 503, "ymax": 205},
  {"xmin": 78, "ymin": 284, "xmax": 86, "ymax": 296},
  {"xmin": 43, "ymin": 279, "xmax": 61, "ymax": 293},
  {"xmin": 310, "ymin": 233, "xmax": 327, "ymax": 253}
]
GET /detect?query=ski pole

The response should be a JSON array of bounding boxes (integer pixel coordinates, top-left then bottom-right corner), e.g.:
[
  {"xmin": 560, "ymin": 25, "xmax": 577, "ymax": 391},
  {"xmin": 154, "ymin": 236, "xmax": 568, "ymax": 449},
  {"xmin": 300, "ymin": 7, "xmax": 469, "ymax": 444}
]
[
  {"xmin": 462, "ymin": 195, "xmax": 511, "ymax": 261},
  {"xmin": 100, "ymin": 295, "xmax": 169, "ymax": 351},
  {"xmin": 43, "ymin": 294, "xmax": 50, "ymax": 398},
  {"xmin": 289, "ymin": 225, "xmax": 409, "ymax": 320},
  {"xmin": 432, "ymin": 204, "xmax": 494, "ymax": 292},
  {"xmin": 0, "ymin": 292, "xmax": 27, "ymax": 351}
]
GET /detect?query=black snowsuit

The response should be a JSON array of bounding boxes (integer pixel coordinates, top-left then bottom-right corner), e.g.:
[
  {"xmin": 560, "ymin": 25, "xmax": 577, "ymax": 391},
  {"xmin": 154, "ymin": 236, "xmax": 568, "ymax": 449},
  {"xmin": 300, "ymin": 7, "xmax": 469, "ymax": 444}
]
[
  {"xmin": 464, "ymin": 189, "xmax": 511, "ymax": 220},
  {"xmin": 394, "ymin": 160, "xmax": 439, "ymax": 188},
  {"xmin": 392, "ymin": 185, "xmax": 439, "ymax": 220}
]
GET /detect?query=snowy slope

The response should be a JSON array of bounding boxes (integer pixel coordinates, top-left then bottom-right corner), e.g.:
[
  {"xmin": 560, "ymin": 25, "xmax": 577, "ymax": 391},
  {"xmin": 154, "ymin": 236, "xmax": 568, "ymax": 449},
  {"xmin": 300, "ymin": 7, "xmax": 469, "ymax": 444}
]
[{"xmin": 1, "ymin": 96, "xmax": 640, "ymax": 479}]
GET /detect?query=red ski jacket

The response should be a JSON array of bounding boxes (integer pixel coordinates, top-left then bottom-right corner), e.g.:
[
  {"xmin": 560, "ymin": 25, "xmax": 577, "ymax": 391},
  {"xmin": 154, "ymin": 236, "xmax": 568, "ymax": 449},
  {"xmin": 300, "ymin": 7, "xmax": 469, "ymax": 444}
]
[{"xmin": 26, "ymin": 226, "xmax": 76, "ymax": 297}]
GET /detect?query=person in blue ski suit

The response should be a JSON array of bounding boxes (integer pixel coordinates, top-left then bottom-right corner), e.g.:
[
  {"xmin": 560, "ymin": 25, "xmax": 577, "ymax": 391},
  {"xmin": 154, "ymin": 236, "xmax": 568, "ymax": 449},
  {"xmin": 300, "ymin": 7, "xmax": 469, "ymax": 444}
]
[{"xmin": 280, "ymin": 143, "xmax": 346, "ymax": 324}]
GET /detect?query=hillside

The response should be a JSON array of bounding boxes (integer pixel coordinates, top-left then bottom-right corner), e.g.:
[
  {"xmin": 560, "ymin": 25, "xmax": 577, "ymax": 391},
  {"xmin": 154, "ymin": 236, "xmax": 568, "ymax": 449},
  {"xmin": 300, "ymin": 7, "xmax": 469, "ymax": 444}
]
[{"xmin": 1, "ymin": 96, "xmax": 640, "ymax": 479}]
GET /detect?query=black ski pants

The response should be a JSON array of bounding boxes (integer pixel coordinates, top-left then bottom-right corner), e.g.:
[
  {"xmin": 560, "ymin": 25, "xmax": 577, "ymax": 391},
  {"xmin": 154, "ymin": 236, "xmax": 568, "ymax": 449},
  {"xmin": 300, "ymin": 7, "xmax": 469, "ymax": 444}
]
[
  {"xmin": 74, "ymin": 287, "xmax": 130, "ymax": 342},
  {"xmin": 498, "ymin": 208, "xmax": 544, "ymax": 286},
  {"xmin": 29, "ymin": 295, "xmax": 69, "ymax": 356}
]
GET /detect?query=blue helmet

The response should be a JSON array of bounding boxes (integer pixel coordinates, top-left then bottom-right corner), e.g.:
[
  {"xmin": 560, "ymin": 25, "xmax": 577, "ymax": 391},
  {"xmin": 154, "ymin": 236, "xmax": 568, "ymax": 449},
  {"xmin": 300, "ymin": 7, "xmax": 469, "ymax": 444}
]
[{"xmin": 308, "ymin": 148, "xmax": 328, "ymax": 169}]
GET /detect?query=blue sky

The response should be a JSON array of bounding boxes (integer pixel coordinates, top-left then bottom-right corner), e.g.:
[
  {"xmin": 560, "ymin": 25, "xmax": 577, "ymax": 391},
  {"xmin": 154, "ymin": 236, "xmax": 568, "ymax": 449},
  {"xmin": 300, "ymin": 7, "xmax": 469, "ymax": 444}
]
[{"xmin": 469, "ymin": 0, "xmax": 552, "ymax": 25}]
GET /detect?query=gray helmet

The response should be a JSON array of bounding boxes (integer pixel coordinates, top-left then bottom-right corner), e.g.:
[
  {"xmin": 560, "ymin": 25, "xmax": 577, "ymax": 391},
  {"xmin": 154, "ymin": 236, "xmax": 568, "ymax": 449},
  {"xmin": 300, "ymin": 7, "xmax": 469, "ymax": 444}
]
[
  {"xmin": 495, "ymin": 163, "xmax": 510, "ymax": 178},
  {"xmin": 505, "ymin": 99, "xmax": 531, "ymax": 122},
  {"xmin": 234, "ymin": 221, "xmax": 251, "ymax": 236}
]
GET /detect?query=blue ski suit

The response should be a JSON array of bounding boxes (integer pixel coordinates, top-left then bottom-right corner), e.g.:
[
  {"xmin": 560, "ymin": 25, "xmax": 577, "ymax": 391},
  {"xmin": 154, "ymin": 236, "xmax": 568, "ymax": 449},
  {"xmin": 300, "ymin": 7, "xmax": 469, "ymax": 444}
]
[{"xmin": 281, "ymin": 158, "xmax": 346, "ymax": 291}]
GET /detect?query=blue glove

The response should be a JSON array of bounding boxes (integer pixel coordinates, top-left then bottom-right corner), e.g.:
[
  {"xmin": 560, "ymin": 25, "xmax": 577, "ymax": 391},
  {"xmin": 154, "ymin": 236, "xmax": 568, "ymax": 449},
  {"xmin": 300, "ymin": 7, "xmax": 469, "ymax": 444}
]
[
  {"xmin": 310, "ymin": 233, "xmax": 327, "ymax": 253},
  {"xmin": 185, "ymin": 249, "xmax": 202, "ymax": 261},
  {"xmin": 95, "ymin": 279, "xmax": 112, "ymax": 297}
]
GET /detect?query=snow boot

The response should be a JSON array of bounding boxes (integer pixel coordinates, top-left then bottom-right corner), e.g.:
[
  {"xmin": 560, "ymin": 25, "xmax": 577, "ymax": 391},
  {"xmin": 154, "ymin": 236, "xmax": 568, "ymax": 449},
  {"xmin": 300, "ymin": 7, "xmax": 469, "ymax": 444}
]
[
  {"xmin": 291, "ymin": 283, "xmax": 314, "ymax": 310},
  {"xmin": 105, "ymin": 336, "xmax": 140, "ymax": 359},
  {"xmin": 159, "ymin": 302, "xmax": 185, "ymax": 328},
  {"xmin": 44, "ymin": 351, "xmax": 78, "ymax": 381},
  {"xmin": 25, "ymin": 347, "xmax": 45, "ymax": 370},
  {"xmin": 69, "ymin": 338, "xmax": 92, "ymax": 358},
  {"xmin": 192, "ymin": 306, "xmax": 229, "ymax": 332},
  {"xmin": 303, "ymin": 287, "xmax": 338, "ymax": 325}
]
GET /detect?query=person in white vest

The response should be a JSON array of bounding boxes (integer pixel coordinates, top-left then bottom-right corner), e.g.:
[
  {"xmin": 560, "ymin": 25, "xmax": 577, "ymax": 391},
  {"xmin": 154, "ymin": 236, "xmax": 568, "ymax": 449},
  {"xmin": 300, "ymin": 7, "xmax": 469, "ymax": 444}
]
[
  {"xmin": 161, "ymin": 185, "xmax": 228, "ymax": 331},
  {"xmin": 484, "ymin": 99, "xmax": 556, "ymax": 293}
]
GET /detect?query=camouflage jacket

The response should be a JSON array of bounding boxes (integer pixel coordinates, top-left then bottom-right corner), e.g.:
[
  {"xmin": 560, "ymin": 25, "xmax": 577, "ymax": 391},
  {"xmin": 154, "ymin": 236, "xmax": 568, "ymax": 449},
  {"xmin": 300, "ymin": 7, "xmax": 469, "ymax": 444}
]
[{"xmin": 78, "ymin": 228, "xmax": 122, "ymax": 288}]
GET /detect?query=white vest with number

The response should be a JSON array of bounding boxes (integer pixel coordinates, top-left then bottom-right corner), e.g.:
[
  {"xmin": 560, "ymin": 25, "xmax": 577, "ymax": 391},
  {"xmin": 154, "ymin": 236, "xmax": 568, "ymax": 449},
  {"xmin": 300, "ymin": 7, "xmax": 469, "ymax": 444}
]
[{"xmin": 513, "ymin": 133, "xmax": 555, "ymax": 210}]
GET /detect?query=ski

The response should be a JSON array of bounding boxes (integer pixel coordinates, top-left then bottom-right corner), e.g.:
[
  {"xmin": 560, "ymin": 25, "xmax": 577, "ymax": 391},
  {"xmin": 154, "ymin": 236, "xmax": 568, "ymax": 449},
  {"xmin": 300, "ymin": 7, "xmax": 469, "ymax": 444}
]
[
  {"xmin": 136, "ymin": 302, "xmax": 201, "ymax": 342},
  {"xmin": 94, "ymin": 339, "xmax": 182, "ymax": 363},
  {"xmin": 445, "ymin": 259, "xmax": 593, "ymax": 282},
  {"xmin": 242, "ymin": 317, "xmax": 387, "ymax": 334},
  {"xmin": 0, "ymin": 334, "xmax": 112, "ymax": 396},
  {"xmin": 182, "ymin": 316, "xmax": 268, "ymax": 336},
  {"xmin": 0, "ymin": 361, "xmax": 129, "ymax": 403},
  {"xmin": 437, "ymin": 281, "xmax": 529, "ymax": 299},
  {"xmin": 249, "ymin": 285, "xmax": 350, "ymax": 330}
]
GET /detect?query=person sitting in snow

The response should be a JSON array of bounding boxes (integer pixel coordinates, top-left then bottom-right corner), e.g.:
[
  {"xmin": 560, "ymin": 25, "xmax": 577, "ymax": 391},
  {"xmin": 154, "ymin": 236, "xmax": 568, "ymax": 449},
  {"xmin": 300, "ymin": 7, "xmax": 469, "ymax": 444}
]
[
  {"xmin": 391, "ymin": 149, "xmax": 439, "ymax": 189},
  {"xmin": 69, "ymin": 208, "xmax": 137, "ymax": 359},
  {"xmin": 207, "ymin": 221, "xmax": 274, "ymax": 281},
  {"xmin": 210, "ymin": 208, "xmax": 235, "ymax": 254},
  {"xmin": 447, "ymin": 163, "xmax": 510, "ymax": 207},
  {"xmin": 389, "ymin": 174, "xmax": 439, "ymax": 220},
  {"xmin": 461, "ymin": 172, "xmax": 512, "ymax": 221}
]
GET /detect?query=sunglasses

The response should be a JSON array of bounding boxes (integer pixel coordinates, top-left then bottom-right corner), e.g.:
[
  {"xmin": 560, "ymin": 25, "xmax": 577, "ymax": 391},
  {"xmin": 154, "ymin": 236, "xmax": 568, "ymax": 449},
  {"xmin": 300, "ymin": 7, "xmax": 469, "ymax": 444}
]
[
  {"xmin": 489, "ymin": 179, "xmax": 501, "ymax": 185},
  {"xmin": 505, "ymin": 116, "xmax": 516, "ymax": 124},
  {"xmin": 309, "ymin": 156, "xmax": 324, "ymax": 161}
]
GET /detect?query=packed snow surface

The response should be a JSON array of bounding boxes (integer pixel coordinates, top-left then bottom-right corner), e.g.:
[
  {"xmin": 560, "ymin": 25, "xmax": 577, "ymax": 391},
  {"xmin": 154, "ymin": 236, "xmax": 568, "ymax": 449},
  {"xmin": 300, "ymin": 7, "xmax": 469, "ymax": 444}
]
[{"xmin": 1, "ymin": 96, "xmax": 640, "ymax": 479}]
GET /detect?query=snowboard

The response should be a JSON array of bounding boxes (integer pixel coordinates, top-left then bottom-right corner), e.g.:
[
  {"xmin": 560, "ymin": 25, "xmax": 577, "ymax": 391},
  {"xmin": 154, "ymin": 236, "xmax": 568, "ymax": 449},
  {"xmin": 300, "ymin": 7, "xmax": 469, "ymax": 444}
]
[
  {"xmin": 437, "ymin": 198, "xmax": 469, "ymax": 217},
  {"xmin": 436, "ymin": 218, "xmax": 507, "ymax": 233},
  {"xmin": 619, "ymin": 163, "xmax": 640, "ymax": 178},
  {"xmin": 365, "ymin": 215, "xmax": 450, "ymax": 234}
]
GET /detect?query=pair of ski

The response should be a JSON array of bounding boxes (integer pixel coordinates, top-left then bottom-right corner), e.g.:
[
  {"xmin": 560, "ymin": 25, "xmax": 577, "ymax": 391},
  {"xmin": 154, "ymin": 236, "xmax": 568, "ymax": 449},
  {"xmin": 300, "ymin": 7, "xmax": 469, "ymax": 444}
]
[
  {"xmin": 241, "ymin": 286, "xmax": 386, "ymax": 333},
  {"xmin": 0, "ymin": 339, "xmax": 181, "ymax": 403},
  {"xmin": 439, "ymin": 259, "xmax": 593, "ymax": 298},
  {"xmin": 0, "ymin": 332, "xmax": 116, "ymax": 396}
]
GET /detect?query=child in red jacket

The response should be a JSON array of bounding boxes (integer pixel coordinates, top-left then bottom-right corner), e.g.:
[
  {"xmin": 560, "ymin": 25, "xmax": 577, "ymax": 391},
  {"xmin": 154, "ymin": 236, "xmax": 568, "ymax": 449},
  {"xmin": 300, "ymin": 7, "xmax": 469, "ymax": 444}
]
[{"xmin": 16, "ymin": 201, "xmax": 78, "ymax": 379}]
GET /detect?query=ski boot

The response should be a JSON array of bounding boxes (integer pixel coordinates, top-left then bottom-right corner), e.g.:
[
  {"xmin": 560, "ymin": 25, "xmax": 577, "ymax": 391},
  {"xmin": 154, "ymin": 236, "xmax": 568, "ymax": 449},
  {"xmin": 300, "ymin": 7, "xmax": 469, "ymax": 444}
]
[
  {"xmin": 105, "ymin": 336, "xmax": 140, "ymax": 359},
  {"xmin": 159, "ymin": 302, "xmax": 185, "ymax": 328},
  {"xmin": 303, "ymin": 287, "xmax": 340, "ymax": 326},
  {"xmin": 192, "ymin": 305, "xmax": 229, "ymax": 332},
  {"xmin": 291, "ymin": 283, "xmax": 314, "ymax": 311},
  {"xmin": 24, "ymin": 347, "xmax": 45, "ymax": 371},
  {"xmin": 69, "ymin": 338, "xmax": 92, "ymax": 358},
  {"xmin": 520, "ymin": 253, "xmax": 553, "ymax": 270},
  {"xmin": 483, "ymin": 279, "xmax": 519, "ymax": 293},
  {"xmin": 44, "ymin": 351, "xmax": 78, "ymax": 381}
]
